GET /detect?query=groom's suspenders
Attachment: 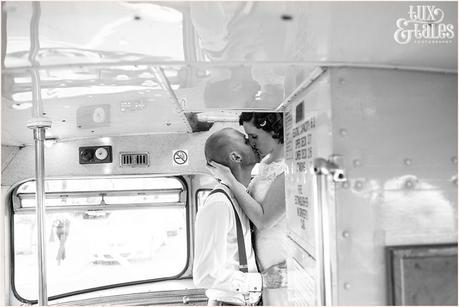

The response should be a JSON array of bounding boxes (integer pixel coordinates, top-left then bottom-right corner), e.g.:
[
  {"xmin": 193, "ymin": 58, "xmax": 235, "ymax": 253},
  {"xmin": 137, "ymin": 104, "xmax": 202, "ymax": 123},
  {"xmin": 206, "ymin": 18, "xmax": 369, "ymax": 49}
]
[{"xmin": 208, "ymin": 188, "xmax": 249, "ymax": 273}]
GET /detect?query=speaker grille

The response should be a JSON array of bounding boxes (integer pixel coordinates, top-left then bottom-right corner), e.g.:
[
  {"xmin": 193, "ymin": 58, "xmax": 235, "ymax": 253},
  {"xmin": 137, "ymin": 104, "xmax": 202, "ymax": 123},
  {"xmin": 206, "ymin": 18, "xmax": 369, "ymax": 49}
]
[{"xmin": 120, "ymin": 152, "xmax": 150, "ymax": 167}]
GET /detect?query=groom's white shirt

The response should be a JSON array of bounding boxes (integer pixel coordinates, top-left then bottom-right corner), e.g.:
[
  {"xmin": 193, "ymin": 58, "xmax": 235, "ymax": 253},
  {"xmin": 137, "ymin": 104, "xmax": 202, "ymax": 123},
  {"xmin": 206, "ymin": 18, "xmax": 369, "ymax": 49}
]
[{"xmin": 193, "ymin": 184, "xmax": 261, "ymax": 304}]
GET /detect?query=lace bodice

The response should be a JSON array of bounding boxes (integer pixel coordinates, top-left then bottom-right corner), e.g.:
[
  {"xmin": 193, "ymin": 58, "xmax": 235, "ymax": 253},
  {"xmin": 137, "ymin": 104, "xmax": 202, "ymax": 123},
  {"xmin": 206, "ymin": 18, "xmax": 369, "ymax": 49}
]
[{"xmin": 247, "ymin": 157, "xmax": 287, "ymax": 203}]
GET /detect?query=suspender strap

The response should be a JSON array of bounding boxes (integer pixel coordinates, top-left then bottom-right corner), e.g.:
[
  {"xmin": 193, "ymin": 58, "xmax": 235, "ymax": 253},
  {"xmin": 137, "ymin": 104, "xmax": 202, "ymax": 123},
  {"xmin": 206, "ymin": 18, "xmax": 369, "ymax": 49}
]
[{"xmin": 208, "ymin": 188, "xmax": 249, "ymax": 273}]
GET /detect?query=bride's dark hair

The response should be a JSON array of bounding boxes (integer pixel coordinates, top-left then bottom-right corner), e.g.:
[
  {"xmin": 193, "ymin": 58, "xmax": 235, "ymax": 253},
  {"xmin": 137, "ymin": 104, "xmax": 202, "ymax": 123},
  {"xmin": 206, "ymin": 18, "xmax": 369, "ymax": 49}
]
[{"xmin": 239, "ymin": 112, "xmax": 284, "ymax": 144}]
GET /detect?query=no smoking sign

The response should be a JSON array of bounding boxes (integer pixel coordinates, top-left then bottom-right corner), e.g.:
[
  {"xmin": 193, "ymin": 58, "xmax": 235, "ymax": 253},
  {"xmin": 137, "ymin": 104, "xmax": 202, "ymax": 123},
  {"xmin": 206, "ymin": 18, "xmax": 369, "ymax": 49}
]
[{"xmin": 172, "ymin": 149, "xmax": 189, "ymax": 166}]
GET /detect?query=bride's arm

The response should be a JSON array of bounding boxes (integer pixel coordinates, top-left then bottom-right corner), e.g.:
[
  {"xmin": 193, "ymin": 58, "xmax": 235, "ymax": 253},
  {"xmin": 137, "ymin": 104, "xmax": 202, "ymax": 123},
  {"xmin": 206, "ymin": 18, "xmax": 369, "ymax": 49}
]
[
  {"xmin": 228, "ymin": 173, "xmax": 285, "ymax": 229},
  {"xmin": 207, "ymin": 161, "xmax": 285, "ymax": 229}
]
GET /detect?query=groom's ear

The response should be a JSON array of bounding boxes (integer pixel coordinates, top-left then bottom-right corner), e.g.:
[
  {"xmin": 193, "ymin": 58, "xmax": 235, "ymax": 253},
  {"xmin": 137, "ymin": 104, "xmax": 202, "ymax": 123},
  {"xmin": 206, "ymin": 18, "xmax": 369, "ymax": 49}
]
[{"xmin": 229, "ymin": 151, "xmax": 242, "ymax": 163}]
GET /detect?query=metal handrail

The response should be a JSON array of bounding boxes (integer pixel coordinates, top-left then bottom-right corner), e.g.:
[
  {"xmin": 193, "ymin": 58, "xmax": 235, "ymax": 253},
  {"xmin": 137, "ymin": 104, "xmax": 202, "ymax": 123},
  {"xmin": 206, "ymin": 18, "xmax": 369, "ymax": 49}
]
[
  {"xmin": 14, "ymin": 202, "xmax": 186, "ymax": 214},
  {"xmin": 313, "ymin": 158, "xmax": 346, "ymax": 306},
  {"xmin": 16, "ymin": 188, "xmax": 183, "ymax": 199}
]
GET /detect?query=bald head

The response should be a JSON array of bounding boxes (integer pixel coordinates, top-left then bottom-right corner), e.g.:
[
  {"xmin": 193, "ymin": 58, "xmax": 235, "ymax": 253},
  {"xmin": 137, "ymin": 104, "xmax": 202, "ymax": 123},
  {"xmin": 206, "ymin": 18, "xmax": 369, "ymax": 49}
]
[
  {"xmin": 205, "ymin": 128, "xmax": 240, "ymax": 165},
  {"xmin": 205, "ymin": 127, "xmax": 259, "ymax": 186},
  {"xmin": 205, "ymin": 127, "xmax": 258, "ymax": 168}
]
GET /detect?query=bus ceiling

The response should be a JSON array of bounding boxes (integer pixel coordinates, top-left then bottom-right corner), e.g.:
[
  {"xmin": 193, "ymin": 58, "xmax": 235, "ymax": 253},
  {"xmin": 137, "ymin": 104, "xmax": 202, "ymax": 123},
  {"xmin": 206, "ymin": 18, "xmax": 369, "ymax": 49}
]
[{"xmin": 1, "ymin": 1, "xmax": 457, "ymax": 146}]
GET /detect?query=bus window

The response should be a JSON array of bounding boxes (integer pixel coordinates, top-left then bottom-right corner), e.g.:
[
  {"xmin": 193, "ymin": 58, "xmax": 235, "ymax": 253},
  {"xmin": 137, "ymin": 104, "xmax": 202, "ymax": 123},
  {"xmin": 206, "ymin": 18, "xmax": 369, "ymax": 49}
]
[{"xmin": 11, "ymin": 176, "xmax": 188, "ymax": 303}]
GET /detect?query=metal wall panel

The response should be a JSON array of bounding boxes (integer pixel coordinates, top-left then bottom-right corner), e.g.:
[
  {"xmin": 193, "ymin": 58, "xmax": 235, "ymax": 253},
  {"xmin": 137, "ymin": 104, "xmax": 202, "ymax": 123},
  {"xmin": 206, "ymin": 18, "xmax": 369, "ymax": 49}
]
[
  {"xmin": 284, "ymin": 67, "xmax": 457, "ymax": 305},
  {"xmin": 331, "ymin": 68, "xmax": 457, "ymax": 305},
  {"xmin": 1, "ymin": 122, "xmax": 239, "ymax": 187}
]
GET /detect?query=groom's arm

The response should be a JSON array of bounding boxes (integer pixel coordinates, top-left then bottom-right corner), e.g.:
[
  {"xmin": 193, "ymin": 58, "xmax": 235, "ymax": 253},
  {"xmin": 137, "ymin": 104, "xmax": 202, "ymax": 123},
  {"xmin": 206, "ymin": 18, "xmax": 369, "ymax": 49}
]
[{"xmin": 192, "ymin": 197, "xmax": 262, "ymax": 293}]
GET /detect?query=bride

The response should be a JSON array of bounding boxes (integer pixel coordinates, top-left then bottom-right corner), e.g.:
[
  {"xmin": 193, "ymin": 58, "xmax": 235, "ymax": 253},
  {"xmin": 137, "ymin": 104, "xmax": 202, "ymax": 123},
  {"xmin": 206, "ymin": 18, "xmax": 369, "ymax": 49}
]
[{"xmin": 208, "ymin": 112, "xmax": 287, "ymax": 305}]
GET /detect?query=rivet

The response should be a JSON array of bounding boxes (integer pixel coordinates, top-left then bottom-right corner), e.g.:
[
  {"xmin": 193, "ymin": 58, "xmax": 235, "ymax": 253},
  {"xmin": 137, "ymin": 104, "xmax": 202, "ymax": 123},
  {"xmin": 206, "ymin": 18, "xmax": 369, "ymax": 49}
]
[
  {"xmin": 339, "ymin": 129, "xmax": 347, "ymax": 136},
  {"xmin": 344, "ymin": 282, "xmax": 351, "ymax": 290},
  {"xmin": 404, "ymin": 158, "xmax": 412, "ymax": 166},
  {"xmin": 353, "ymin": 159, "xmax": 361, "ymax": 167},
  {"xmin": 342, "ymin": 231, "xmax": 350, "ymax": 238},
  {"xmin": 452, "ymin": 157, "xmax": 457, "ymax": 164},
  {"xmin": 339, "ymin": 78, "xmax": 345, "ymax": 85},
  {"xmin": 451, "ymin": 176, "xmax": 458, "ymax": 186},
  {"xmin": 342, "ymin": 181, "xmax": 350, "ymax": 189},
  {"xmin": 404, "ymin": 179, "xmax": 415, "ymax": 190},
  {"xmin": 354, "ymin": 180, "xmax": 363, "ymax": 191}
]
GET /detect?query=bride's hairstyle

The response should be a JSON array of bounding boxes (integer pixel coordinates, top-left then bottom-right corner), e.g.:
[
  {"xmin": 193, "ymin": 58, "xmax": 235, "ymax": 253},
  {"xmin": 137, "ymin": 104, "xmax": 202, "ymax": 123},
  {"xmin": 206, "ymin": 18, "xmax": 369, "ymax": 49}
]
[{"xmin": 239, "ymin": 112, "xmax": 284, "ymax": 144}]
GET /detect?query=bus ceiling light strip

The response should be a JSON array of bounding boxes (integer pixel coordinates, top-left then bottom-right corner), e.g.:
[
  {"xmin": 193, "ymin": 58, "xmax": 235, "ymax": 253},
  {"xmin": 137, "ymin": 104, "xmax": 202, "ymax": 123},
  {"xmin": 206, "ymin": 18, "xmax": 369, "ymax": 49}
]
[
  {"xmin": 276, "ymin": 66, "xmax": 326, "ymax": 111},
  {"xmin": 196, "ymin": 111, "xmax": 240, "ymax": 122},
  {"xmin": 5, "ymin": 60, "xmax": 457, "ymax": 75}
]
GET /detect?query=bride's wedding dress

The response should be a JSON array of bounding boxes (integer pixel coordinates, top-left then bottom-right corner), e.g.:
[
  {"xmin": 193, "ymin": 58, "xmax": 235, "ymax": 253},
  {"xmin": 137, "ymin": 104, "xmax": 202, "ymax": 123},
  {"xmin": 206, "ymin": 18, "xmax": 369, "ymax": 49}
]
[{"xmin": 247, "ymin": 157, "xmax": 288, "ymax": 305}]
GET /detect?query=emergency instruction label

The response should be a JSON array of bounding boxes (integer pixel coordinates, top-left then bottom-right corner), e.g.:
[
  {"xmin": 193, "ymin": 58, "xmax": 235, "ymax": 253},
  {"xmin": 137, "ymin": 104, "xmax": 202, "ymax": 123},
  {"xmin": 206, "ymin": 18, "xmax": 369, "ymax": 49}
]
[
  {"xmin": 286, "ymin": 94, "xmax": 334, "ymax": 254},
  {"xmin": 288, "ymin": 114, "xmax": 317, "ymax": 256}
]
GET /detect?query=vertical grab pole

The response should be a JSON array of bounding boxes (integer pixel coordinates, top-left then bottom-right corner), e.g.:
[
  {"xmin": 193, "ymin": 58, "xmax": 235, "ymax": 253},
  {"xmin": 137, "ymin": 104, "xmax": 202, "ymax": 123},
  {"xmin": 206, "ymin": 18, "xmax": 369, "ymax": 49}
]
[
  {"xmin": 26, "ymin": 2, "xmax": 51, "ymax": 305},
  {"xmin": 28, "ymin": 125, "xmax": 50, "ymax": 306},
  {"xmin": 313, "ymin": 158, "xmax": 346, "ymax": 306},
  {"xmin": 312, "ymin": 165, "xmax": 331, "ymax": 306}
]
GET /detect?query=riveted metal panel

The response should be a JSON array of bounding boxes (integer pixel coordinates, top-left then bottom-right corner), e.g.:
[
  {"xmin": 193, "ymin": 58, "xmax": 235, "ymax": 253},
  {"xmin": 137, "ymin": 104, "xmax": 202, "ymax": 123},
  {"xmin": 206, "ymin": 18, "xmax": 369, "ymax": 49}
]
[
  {"xmin": 284, "ymin": 67, "xmax": 457, "ymax": 305},
  {"xmin": 330, "ymin": 67, "xmax": 457, "ymax": 305}
]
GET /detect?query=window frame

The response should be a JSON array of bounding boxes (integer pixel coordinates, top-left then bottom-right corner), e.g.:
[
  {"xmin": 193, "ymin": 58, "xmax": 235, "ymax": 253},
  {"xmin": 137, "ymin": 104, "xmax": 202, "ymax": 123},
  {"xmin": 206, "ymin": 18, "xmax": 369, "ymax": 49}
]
[{"xmin": 9, "ymin": 175, "xmax": 191, "ymax": 304}]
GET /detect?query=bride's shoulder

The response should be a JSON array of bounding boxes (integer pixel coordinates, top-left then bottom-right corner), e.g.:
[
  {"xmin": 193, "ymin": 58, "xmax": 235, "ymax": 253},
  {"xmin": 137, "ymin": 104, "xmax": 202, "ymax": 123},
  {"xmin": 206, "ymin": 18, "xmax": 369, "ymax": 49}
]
[{"xmin": 259, "ymin": 157, "xmax": 286, "ymax": 181}]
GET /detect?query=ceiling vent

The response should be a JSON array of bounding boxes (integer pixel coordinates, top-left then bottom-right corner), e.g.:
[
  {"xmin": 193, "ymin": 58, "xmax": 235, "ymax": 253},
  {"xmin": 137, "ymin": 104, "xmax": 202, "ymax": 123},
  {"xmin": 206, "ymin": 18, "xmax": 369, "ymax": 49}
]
[{"xmin": 120, "ymin": 152, "xmax": 150, "ymax": 167}]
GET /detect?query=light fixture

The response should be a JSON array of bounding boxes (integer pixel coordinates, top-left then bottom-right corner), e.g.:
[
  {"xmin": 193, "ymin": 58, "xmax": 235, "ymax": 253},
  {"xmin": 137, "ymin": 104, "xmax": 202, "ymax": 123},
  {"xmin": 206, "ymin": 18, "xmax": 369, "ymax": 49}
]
[{"xmin": 196, "ymin": 111, "xmax": 240, "ymax": 122}]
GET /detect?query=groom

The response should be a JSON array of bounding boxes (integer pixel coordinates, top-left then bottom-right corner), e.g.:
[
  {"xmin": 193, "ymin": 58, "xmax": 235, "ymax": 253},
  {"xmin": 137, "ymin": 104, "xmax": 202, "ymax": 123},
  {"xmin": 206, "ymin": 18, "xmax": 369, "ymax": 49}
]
[{"xmin": 193, "ymin": 128, "xmax": 284, "ymax": 305}]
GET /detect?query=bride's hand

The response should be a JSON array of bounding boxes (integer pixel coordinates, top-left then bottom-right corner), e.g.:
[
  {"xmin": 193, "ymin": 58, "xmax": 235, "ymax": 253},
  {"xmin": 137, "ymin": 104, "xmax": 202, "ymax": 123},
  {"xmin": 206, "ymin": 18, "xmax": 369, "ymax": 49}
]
[
  {"xmin": 207, "ymin": 161, "xmax": 235, "ymax": 186},
  {"xmin": 261, "ymin": 261, "xmax": 287, "ymax": 289}
]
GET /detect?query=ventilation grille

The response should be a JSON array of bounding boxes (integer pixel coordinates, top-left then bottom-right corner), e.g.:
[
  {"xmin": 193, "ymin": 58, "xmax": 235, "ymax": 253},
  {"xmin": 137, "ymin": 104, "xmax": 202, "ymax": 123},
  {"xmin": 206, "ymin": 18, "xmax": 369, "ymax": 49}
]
[{"xmin": 120, "ymin": 152, "xmax": 150, "ymax": 167}]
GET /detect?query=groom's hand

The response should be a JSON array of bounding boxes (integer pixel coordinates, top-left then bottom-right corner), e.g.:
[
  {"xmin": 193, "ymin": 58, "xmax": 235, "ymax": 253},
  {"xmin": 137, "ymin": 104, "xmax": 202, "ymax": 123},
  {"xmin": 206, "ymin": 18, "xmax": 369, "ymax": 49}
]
[{"xmin": 261, "ymin": 261, "xmax": 287, "ymax": 289}]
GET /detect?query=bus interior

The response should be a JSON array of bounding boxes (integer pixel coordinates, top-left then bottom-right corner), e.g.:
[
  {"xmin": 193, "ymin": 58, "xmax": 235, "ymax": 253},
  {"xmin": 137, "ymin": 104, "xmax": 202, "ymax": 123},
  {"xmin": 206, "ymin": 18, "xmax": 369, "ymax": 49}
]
[{"xmin": 1, "ymin": 1, "xmax": 457, "ymax": 306}]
